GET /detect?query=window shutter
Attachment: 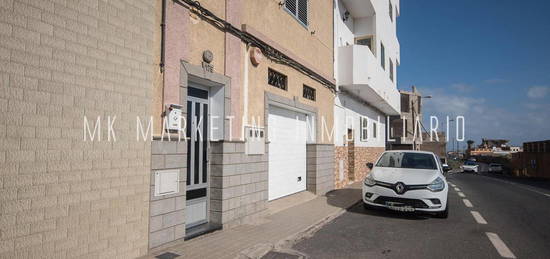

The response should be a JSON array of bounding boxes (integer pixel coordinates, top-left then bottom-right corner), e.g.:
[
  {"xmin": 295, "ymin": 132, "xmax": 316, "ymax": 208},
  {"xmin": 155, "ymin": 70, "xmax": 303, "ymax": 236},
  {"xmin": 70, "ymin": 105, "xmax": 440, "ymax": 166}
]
[
  {"xmin": 297, "ymin": 0, "xmax": 308, "ymax": 26},
  {"xmin": 285, "ymin": 0, "xmax": 297, "ymax": 15}
]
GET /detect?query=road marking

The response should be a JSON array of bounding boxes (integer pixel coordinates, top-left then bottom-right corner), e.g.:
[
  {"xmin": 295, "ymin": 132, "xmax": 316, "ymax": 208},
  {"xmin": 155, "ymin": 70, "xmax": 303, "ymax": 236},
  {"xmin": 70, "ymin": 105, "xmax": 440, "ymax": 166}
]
[
  {"xmin": 457, "ymin": 192, "xmax": 465, "ymax": 197},
  {"xmin": 486, "ymin": 232, "xmax": 516, "ymax": 258},
  {"xmin": 454, "ymin": 187, "xmax": 461, "ymax": 191},
  {"xmin": 471, "ymin": 211, "xmax": 487, "ymax": 224},
  {"xmin": 463, "ymin": 199, "xmax": 473, "ymax": 208}
]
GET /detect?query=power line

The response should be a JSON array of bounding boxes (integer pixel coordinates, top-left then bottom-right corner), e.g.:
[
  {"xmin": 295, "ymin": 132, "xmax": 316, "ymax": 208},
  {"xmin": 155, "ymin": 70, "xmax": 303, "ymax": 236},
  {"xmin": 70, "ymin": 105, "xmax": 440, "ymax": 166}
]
[{"xmin": 173, "ymin": 0, "xmax": 336, "ymax": 92}]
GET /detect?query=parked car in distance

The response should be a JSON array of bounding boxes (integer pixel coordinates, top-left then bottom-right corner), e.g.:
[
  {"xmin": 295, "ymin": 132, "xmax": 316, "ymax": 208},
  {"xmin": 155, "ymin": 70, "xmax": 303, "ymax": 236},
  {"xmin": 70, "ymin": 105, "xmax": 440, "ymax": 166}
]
[
  {"xmin": 363, "ymin": 151, "xmax": 449, "ymax": 218},
  {"xmin": 442, "ymin": 163, "xmax": 451, "ymax": 172},
  {"xmin": 488, "ymin": 163, "xmax": 503, "ymax": 173},
  {"xmin": 461, "ymin": 161, "xmax": 479, "ymax": 173}
]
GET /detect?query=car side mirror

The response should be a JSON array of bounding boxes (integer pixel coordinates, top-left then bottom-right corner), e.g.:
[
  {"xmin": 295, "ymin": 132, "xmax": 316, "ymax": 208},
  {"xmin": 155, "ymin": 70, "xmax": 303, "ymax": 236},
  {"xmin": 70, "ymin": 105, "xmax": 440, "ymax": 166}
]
[
  {"xmin": 443, "ymin": 164, "xmax": 451, "ymax": 172},
  {"xmin": 367, "ymin": 162, "xmax": 373, "ymax": 169}
]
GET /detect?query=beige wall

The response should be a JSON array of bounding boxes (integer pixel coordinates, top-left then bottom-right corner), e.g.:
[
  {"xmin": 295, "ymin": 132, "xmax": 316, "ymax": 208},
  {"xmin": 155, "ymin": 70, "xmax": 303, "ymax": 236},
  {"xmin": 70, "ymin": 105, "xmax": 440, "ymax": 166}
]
[
  {"xmin": 160, "ymin": 0, "xmax": 335, "ymax": 144},
  {"xmin": 0, "ymin": 0, "xmax": 154, "ymax": 258},
  {"xmin": 243, "ymin": 0, "xmax": 335, "ymax": 144},
  {"xmin": 247, "ymin": 58, "xmax": 335, "ymax": 144},
  {"xmin": 243, "ymin": 0, "xmax": 333, "ymax": 78}
]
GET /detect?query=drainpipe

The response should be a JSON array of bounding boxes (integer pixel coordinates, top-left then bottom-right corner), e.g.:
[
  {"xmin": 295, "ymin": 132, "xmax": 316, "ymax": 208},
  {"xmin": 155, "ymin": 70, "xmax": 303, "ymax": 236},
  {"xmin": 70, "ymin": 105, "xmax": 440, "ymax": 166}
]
[{"xmin": 160, "ymin": 0, "xmax": 166, "ymax": 72}]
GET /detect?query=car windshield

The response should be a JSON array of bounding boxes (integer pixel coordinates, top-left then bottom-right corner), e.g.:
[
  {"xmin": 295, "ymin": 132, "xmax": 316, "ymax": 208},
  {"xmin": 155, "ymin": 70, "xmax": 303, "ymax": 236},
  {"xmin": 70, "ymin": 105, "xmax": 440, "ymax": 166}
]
[
  {"xmin": 376, "ymin": 152, "xmax": 437, "ymax": 170},
  {"xmin": 490, "ymin": 164, "xmax": 501, "ymax": 167},
  {"xmin": 464, "ymin": 161, "xmax": 476, "ymax": 165}
]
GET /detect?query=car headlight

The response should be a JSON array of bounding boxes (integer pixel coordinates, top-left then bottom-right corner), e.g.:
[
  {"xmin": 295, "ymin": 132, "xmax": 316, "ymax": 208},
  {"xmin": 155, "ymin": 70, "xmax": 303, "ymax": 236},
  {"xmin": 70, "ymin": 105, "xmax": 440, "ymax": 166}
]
[
  {"xmin": 364, "ymin": 174, "xmax": 375, "ymax": 187},
  {"xmin": 427, "ymin": 177, "xmax": 445, "ymax": 192}
]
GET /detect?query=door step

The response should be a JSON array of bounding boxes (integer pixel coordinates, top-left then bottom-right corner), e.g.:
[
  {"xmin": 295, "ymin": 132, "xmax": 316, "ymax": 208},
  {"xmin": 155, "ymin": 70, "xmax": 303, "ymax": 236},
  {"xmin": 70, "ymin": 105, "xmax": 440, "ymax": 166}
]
[{"xmin": 184, "ymin": 222, "xmax": 222, "ymax": 241}]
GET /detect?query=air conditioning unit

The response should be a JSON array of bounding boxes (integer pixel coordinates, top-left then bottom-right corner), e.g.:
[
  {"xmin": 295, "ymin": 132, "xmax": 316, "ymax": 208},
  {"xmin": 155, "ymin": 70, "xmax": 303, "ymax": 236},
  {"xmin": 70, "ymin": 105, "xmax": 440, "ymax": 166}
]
[{"xmin": 245, "ymin": 126, "xmax": 265, "ymax": 155}]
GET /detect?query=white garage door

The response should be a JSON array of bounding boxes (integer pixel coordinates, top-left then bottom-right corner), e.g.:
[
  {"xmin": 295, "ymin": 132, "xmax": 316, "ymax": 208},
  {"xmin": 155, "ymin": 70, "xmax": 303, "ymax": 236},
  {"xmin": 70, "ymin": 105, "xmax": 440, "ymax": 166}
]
[{"xmin": 268, "ymin": 105, "xmax": 307, "ymax": 200}]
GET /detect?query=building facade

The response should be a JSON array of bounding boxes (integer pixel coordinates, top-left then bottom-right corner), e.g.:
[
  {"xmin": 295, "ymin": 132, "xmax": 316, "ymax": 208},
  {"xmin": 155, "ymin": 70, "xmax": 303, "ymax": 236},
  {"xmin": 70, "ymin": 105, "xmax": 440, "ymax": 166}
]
[
  {"xmin": 388, "ymin": 86, "xmax": 424, "ymax": 151},
  {"xmin": 149, "ymin": 0, "xmax": 336, "ymax": 249},
  {"xmin": 511, "ymin": 140, "xmax": 550, "ymax": 179},
  {"xmin": 333, "ymin": 0, "xmax": 401, "ymax": 188},
  {"xmin": 0, "ymin": 0, "xmax": 155, "ymax": 258}
]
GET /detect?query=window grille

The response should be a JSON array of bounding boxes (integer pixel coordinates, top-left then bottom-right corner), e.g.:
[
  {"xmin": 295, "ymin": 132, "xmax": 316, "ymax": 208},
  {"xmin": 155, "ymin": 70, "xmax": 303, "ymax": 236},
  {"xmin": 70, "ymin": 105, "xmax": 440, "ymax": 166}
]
[
  {"xmin": 303, "ymin": 85, "xmax": 316, "ymax": 101},
  {"xmin": 268, "ymin": 68, "xmax": 288, "ymax": 90}
]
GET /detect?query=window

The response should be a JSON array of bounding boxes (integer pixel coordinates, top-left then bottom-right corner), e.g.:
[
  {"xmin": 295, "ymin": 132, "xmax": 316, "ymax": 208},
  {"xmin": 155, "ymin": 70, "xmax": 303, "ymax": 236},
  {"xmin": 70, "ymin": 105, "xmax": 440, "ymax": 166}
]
[
  {"xmin": 360, "ymin": 117, "xmax": 368, "ymax": 141},
  {"xmin": 400, "ymin": 94, "xmax": 409, "ymax": 112},
  {"xmin": 356, "ymin": 36, "xmax": 373, "ymax": 52},
  {"xmin": 376, "ymin": 152, "xmax": 438, "ymax": 170},
  {"xmin": 303, "ymin": 85, "xmax": 316, "ymax": 101},
  {"xmin": 380, "ymin": 43, "xmax": 386, "ymax": 69},
  {"xmin": 284, "ymin": 0, "xmax": 308, "ymax": 27},
  {"xmin": 389, "ymin": 59, "xmax": 394, "ymax": 82},
  {"xmin": 389, "ymin": 1, "xmax": 393, "ymax": 22},
  {"xmin": 268, "ymin": 68, "xmax": 287, "ymax": 90},
  {"xmin": 372, "ymin": 121, "xmax": 377, "ymax": 139}
]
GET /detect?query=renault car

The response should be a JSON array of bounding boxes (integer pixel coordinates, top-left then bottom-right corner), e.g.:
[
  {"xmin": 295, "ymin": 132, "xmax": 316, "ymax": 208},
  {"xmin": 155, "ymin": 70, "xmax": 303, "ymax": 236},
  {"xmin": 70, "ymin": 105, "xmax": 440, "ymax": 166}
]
[{"xmin": 362, "ymin": 151, "xmax": 450, "ymax": 218}]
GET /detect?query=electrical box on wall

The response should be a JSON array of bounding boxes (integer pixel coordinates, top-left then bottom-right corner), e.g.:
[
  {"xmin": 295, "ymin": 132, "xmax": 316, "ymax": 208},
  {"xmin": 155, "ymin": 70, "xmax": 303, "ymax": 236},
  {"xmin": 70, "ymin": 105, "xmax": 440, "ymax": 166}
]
[
  {"xmin": 166, "ymin": 104, "xmax": 183, "ymax": 131},
  {"xmin": 245, "ymin": 126, "xmax": 265, "ymax": 155},
  {"xmin": 154, "ymin": 169, "xmax": 179, "ymax": 196}
]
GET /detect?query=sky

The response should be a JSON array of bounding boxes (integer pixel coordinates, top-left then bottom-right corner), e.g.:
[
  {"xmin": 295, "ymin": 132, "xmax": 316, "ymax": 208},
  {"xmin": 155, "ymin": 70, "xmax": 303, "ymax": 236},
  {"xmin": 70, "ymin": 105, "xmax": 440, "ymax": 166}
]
[{"xmin": 397, "ymin": 0, "xmax": 550, "ymax": 148}]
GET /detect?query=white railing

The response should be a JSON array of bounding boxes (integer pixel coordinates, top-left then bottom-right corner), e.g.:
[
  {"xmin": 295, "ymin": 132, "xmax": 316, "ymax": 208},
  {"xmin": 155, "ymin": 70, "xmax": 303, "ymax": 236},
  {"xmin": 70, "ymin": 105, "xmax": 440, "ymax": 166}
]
[{"xmin": 337, "ymin": 44, "xmax": 400, "ymax": 115}]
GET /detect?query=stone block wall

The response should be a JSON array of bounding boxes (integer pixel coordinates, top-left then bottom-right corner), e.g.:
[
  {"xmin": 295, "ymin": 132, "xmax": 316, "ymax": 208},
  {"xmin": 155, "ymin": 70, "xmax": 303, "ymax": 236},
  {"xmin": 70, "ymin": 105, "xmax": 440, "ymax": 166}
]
[
  {"xmin": 306, "ymin": 144, "xmax": 335, "ymax": 195},
  {"xmin": 334, "ymin": 146, "xmax": 384, "ymax": 189},
  {"xmin": 149, "ymin": 140, "xmax": 187, "ymax": 249},
  {"xmin": 210, "ymin": 141, "xmax": 268, "ymax": 228},
  {"xmin": 0, "ymin": 0, "xmax": 154, "ymax": 258}
]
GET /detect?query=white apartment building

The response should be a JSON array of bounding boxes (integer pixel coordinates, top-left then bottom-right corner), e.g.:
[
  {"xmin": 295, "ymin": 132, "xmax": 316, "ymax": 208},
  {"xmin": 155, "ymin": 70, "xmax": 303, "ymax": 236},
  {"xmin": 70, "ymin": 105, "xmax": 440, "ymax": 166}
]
[{"xmin": 333, "ymin": 0, "xmax": 401, "ymax": 187}]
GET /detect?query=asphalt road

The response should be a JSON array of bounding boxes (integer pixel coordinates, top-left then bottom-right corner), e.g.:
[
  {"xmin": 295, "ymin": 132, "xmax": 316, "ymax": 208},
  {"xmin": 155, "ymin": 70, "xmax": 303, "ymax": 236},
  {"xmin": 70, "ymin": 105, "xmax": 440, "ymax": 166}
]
[{"xmin": 290, "ymin": 173, "xmax": 550, "ymax": 259}]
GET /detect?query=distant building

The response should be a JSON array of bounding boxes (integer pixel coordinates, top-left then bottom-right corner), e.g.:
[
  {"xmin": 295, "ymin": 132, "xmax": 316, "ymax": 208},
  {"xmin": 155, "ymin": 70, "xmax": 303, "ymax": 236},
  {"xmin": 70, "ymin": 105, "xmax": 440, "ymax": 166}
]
[
  {"xmin": 387, "ymin": 86, "xmax": 423, "ymax": 150},
  {"xmin": 470, "ymin": 138, "xmax": 521, "ymax": 156},
  {"xmin": 480, "ymin": 138, "xmax": 510, "ymax": 149},
  {"xmin": 511, "ymin": 140, "xmax": 550, "ymax": 179},
  {"xmin": 420, "ymin": 132, "xmax": 447, "ymax": 159}
]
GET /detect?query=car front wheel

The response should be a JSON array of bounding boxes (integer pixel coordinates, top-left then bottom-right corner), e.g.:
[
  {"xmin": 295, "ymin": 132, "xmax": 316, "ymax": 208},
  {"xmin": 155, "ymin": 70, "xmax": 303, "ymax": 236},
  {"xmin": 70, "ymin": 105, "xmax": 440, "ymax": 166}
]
[{"xmin": 434, "ymin": 203, "xmax": 449, "ymax": 218}]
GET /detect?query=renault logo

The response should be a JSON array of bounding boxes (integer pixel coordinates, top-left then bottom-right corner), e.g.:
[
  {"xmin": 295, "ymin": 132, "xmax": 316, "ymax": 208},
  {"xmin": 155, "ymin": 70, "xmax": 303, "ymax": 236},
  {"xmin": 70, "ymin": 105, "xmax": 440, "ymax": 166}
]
[{"xmin": 395, "ymin": 182, "xmax": 406, "ymax": 194}]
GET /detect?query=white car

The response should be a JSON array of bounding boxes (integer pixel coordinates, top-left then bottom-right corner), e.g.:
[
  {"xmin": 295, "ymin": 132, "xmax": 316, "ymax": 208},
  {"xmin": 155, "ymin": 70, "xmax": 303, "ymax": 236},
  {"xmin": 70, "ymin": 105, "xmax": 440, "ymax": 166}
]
[
  {"xmin": 363, "ymin": 151, "xmax": 449, "ymax": 218},
  {"xmin": 461, "ymin": 161, "xmax": 479, "ymax": 173},
  {"xmin": 488, "ymin": 163, "xmax": 503, "ymax": 173}
]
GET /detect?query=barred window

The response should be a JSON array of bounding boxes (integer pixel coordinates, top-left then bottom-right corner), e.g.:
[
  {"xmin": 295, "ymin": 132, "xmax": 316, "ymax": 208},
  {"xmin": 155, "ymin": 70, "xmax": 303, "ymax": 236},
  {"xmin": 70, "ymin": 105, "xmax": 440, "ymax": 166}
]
[
  {"xmin": 380, "ymin": 43, "xmax": 386, "ymax": 70},
  {"xmin": 268, "ymin": 68, "xmax": 287, "ymax": 90},
  {"xmin": 285, "ymin": 0, "xmax": 308, "ymax": 27},
  {"xmin": 303, "ymin": 85, "xmax": 316, "ymax": 101},
  {"xmin": 360, "ymin": 117, "xmax": 368, "ymax": 141},
  {"xmin": 389, "ymin": 59, "xmax": 394, "ymax": 82}
]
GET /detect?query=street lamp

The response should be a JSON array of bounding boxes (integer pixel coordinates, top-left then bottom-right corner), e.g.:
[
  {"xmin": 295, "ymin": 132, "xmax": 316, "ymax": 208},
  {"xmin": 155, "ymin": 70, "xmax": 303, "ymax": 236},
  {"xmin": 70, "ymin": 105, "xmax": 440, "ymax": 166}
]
[{"xmin": 410, "ymin": 92, "xmax": 433, "ymax": 150}]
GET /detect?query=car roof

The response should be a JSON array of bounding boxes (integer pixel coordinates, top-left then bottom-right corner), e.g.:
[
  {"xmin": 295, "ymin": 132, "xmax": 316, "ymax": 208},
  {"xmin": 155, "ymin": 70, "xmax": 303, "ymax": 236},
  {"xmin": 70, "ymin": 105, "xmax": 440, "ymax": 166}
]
[{"xmin": 383, "ymin": 150, "xmax": 436, "ymax": 155}]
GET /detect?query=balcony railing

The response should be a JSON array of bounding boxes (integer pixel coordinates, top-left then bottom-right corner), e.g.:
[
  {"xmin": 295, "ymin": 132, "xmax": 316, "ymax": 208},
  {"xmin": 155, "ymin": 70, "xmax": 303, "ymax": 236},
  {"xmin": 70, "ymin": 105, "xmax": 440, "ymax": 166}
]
[{"xmin": 337, "ymin": 44, "xmax": 400, "ymax": 115}]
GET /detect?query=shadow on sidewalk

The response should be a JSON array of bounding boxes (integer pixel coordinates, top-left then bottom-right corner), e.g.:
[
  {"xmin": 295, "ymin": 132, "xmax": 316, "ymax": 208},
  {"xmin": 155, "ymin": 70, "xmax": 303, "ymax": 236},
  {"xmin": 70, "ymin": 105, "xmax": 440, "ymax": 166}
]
[{"xmin": 324, "ymin": 186, "xmax": 429, "ymax": 220}]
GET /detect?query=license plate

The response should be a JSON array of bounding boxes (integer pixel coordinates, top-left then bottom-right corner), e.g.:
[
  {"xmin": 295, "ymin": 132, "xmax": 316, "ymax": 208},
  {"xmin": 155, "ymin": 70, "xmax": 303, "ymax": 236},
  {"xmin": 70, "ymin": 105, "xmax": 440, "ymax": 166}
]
[{"xmin": 386, "ymin": 203, "xmax": 415, "ymax": 212}]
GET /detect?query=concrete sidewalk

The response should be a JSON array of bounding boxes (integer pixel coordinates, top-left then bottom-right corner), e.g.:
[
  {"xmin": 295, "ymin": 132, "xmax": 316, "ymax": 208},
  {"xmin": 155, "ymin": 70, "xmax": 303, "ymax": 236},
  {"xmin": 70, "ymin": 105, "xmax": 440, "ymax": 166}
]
[{"xmin": 142, "ymin": 183, "xmax": 362, "ymax": 259}]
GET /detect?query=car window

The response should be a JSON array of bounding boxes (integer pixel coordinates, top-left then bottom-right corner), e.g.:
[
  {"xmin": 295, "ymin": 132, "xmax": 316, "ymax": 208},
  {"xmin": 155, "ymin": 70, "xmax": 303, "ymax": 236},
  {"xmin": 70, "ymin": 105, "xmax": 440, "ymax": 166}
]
[
  {"xmin": 376, "ymin": 152, "xmax": 438, "ymax": 170},
  {"xmin": 464, "ymin": 161, "xmax": 476, "ymax": 165}
]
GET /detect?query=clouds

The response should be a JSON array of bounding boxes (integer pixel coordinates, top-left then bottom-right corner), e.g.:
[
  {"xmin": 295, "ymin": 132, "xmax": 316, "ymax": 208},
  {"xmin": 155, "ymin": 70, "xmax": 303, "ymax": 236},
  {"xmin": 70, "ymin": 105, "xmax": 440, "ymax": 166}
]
[
  {"xmin": 451, "ymin": 83, "xmax": 473, "ymax": 92},
  {"xmin": 527, "ymin": 86, "xmax": 549, "ymax": 99},
  {"xmin": 418, "ymin": 86, "xmax": 550, "ymax": 146}
]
